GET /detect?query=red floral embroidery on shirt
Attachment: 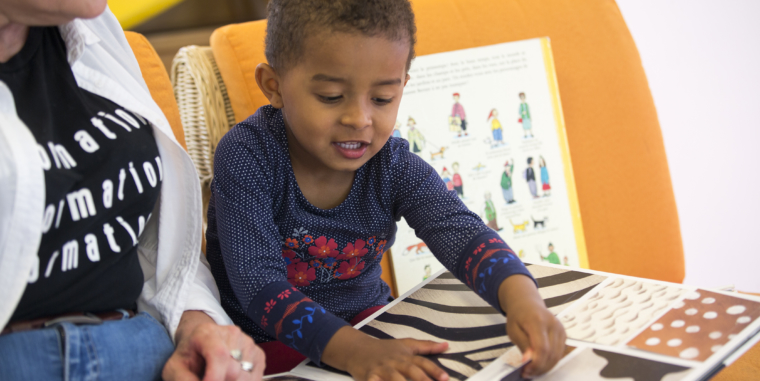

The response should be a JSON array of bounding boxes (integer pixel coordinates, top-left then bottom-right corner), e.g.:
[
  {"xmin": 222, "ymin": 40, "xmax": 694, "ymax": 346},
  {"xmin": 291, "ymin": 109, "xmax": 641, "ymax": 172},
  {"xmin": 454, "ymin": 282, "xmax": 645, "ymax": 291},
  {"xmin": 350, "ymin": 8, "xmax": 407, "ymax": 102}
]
[
  {"xmin": 473, "ymin": 243, "xmax": 486, "ymax": 255},
  {"xmin": 308, "ymin": 236, "xmax": 339, "ymax": 258},
  {"xmin": 336, "ymin": 258, "xmax": 365, "ymax": 280},
  {"xmin": 302, "ymin": 235, "xmax": 314, "ymax": 245},
  {"xmin": 465, "ymin": 257, "xmax": 473, "ymax": 271},
  {"xmin": 284, "ymin": 238, "xmax": 299, "ymax": 249},
  {"xmin": 278, "ymin": 289, "xmax": 292, "ymax": 300},
  {"xmin": 338, "ymin": 239, "xmax": 368, "ymax": 260},
  {"xmin": 488, "ymin": 238, "xmax": 504, "ymax": 244},
  {"xmin": 376, "ymin": 240, "xmax": 387, "ymax": 253},
  {"xmin": 265, "ymin": 299, "xmax": 277, "ymax": 313},
  {"xmin": 261, "ymin": 316, "xmax": 268, "ymax": 328},
  {"xmin": 282, "ymin": 249, "xmax": 300, "ymax": 265},
  {"xmin": 287, "ymin": 261, "xmax": 316, "ymax": 286}
]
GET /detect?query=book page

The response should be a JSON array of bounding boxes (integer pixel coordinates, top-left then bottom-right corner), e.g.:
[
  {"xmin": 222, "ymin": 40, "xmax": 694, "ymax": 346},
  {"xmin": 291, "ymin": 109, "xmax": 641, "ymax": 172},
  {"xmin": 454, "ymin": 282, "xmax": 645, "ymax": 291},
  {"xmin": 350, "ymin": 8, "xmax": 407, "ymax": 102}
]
[{"xmin": 390, "ymin": 38, "xmax": 587, "ymax": 294}]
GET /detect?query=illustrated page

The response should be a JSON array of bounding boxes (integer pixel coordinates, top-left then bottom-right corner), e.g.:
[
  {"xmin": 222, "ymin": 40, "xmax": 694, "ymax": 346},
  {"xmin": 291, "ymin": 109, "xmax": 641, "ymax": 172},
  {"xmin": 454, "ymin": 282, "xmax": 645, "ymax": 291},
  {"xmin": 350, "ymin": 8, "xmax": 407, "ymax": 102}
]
[{"xmin": 389, "ymin": 38, "xmax": 587, "ymax": 294}]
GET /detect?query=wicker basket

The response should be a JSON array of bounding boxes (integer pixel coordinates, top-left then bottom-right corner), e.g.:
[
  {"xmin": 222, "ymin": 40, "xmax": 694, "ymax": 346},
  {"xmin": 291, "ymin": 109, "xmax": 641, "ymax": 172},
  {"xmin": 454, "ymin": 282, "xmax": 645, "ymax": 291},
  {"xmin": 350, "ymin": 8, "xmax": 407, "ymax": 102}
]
[
  {"xmin": 171, "ymin": 46, "xmax": 236, "ymax": 229},
  {"xmin": 171, "ymin": 45, "xmax": 236, "ymax": 189}
]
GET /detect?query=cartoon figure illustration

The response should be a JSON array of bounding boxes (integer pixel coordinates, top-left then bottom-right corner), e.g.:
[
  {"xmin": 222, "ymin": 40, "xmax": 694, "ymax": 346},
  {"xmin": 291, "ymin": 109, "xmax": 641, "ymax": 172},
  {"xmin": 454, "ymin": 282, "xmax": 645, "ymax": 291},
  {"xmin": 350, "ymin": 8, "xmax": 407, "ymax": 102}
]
[
  {"xmin": 540, "ymin": 243, "xmax": 568, "ymax": 266},
  {"xmin": 483, "ymin": 191, "xmax": 502, "ymax": 231},
  {"xmin": 532, "ymin": 216, "xmax": 548, "ymax": 229},
  {"xmin": 473, "ymin": 162, "xmax": 486, "ymax": 171},
  {"xmin": 423, "ymin": 264, "xmax": 432, "ymax": 281},
  {"xmin": 452, "ymin": 162, "xmax": 463, "ymax": 198},
  {"xmin": 539, "ymin": 156, "xmax": 551, "ymax": 196},
  {"xmin": 524, "ymin": 157, "xmax": 539, "ymax": 199},
  {"xmin": 510, "ymin": 219, "xmax": 529, "ymax": 234},
  {"xmin": 392, "ymin": 120, "xmax": 402, "ymax": 138},
  {"xmin": 449, "ymin": 92, "xmax": 468, "ymax": 137},
  {"xmin": 441, "ymin": 167, "xmax": 454, "ymax": 191},
  {"xmin": 518, "ymin": 92, "xmax": 533, "ymax": 138},
  {"xmin": 407, "ymin": 117, "xmax": 426, "ymax": 153},
  {"xmin": 487, "ymin": 108, "xmax": 505, "ymax": 147},
  {"xmin": 402, "ymin": 242, "xmax": 429, "ymax": 256},
  {"xmin": 501, "ymin": 159, "xmax": 515, "ymax": 204},
  {"xmin": 518, "ymin": 249, "xmax": 525, "ymax": 259}
]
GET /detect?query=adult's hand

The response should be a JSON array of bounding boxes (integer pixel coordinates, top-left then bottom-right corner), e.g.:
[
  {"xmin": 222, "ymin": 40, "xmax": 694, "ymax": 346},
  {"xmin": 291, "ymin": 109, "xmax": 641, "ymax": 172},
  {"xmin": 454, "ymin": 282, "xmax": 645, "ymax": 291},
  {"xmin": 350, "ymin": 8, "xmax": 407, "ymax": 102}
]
[{"xmin": 163, "ymin": 310, "xmax": 265, "ymax": 381}]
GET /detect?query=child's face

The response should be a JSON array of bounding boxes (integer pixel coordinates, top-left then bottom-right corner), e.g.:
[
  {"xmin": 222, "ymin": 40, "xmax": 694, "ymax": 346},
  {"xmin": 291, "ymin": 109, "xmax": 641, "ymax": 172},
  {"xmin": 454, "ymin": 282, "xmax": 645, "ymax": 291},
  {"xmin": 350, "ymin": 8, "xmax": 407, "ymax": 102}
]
[
  {"xmin": 277, "ymin": 32, "xmax": 410, "ymax": 174},
  {"xmin": 520, "ymin": 94, "xmax": 526, "ymax": 101}
]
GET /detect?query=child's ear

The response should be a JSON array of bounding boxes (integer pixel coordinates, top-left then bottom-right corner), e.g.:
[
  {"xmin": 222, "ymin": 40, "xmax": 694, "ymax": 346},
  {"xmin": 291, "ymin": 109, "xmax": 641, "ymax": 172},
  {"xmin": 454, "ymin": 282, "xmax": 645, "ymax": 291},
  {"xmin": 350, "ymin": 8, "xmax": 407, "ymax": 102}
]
[
  {"xmin": 404, "ymin": 73, "xmax": 411, "ymax": 87},
  {"xmin": 255, "ymin": 63, "xmax": 284, "ymax": 108}
]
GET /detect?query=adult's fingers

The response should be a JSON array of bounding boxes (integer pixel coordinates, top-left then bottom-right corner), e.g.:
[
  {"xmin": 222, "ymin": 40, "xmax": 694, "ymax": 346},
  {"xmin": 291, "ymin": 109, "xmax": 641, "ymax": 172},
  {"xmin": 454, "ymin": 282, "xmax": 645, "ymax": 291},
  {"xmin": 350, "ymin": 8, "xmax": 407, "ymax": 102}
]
[
  {"xmin": 163, "ymin": 359, "xmax": 202, "ymax": 381},
  {"xmin": 201, "ymin": 337, "xmax": 240, "ymax": 381},
  {"xmin": 238, "ymin": 334, "xmax": 266, "ymax": 381}
]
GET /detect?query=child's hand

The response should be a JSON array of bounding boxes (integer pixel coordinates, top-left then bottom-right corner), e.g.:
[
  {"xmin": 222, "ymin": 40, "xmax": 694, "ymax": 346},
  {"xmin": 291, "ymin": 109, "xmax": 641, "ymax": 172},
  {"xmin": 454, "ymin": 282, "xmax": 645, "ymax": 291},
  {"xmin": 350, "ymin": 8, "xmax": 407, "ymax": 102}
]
[
  {"xmin": 322, "ymin": 326, "xmax": 450, "ymax": 381},
  {"xmin": 498, "ymin": 275, "xmax": 567, "ymax": 378}
]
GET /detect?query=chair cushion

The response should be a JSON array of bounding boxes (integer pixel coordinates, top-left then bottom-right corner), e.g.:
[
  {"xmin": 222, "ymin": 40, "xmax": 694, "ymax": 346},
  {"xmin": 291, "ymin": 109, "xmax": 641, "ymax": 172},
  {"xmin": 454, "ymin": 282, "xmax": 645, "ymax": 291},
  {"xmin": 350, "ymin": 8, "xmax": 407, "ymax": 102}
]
[
  {"xmin": 210, "ymin": 0, "xmax": 684, "ymax": 283},
  {"xmin": 124, "ymin": 31, "xmax": 188, "ymax": 151}
]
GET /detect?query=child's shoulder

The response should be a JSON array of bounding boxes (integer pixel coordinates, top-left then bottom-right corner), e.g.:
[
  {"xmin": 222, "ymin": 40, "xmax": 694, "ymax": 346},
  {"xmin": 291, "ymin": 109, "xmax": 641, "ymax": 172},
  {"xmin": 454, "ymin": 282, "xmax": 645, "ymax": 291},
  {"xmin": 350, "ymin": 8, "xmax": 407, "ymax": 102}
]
[
  {"xmin": 216, "ymin": 105, "xmax": 288, "ymax": 162},
  {"xmin": 374, "ymin": 136, "xmax": 435, "ymax": 176}
]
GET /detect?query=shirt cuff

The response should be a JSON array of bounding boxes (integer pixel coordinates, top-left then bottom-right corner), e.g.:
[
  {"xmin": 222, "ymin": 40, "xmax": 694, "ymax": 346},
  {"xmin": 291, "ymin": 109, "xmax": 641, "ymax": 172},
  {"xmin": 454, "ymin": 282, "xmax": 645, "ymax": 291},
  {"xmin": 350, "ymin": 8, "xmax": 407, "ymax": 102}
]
[
  {"xmin": 456, "ymin": 231, "xmax": 536, "ymax": 312},
  {"xmin": 247, "ymin": 281, "xmax": 350, "ymax": 364}
]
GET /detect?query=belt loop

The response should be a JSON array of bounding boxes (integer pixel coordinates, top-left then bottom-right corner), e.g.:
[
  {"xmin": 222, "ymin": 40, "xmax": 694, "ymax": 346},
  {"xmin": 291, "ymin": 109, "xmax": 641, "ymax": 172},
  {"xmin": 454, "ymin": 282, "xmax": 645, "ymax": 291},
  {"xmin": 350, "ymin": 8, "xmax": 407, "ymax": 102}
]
[{"xmin": 116, "ymin": 309, "xmax": 130, "ymax": 319}]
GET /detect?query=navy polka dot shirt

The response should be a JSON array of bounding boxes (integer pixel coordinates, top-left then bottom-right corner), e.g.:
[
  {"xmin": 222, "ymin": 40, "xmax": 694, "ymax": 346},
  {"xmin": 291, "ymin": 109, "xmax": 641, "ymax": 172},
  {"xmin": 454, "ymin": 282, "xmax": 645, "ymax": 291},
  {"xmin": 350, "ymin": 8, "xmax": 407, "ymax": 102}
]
[{"xmin": 206, "ymin": 106, "xmax": 533, "ymax": 363}]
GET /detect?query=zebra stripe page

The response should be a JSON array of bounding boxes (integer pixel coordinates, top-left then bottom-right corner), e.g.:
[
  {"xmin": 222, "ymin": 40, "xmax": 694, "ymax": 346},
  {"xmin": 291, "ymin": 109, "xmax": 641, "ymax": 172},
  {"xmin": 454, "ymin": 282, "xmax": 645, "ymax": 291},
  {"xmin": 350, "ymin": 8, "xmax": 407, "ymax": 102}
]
[{"xmin": 357, "ymin": 265, "xmax": 607, "ymax": 380}]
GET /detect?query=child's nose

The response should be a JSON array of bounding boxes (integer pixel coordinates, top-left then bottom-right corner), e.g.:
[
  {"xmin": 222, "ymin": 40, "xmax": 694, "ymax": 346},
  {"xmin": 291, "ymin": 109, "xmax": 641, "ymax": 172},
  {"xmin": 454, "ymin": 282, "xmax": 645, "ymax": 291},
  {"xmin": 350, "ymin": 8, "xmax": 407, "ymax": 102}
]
[{"xmin": 340, "ymin": 100, "xmax": 372, "ymax": 129}]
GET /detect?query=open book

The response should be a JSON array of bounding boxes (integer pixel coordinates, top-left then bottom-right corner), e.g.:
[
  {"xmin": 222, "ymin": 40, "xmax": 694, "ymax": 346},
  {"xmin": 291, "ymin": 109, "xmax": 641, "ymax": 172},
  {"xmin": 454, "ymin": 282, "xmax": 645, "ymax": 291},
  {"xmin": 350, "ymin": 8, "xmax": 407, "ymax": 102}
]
[{"xmin": 266, "ymin": 263, "xmax": 760, "ymax": 380}]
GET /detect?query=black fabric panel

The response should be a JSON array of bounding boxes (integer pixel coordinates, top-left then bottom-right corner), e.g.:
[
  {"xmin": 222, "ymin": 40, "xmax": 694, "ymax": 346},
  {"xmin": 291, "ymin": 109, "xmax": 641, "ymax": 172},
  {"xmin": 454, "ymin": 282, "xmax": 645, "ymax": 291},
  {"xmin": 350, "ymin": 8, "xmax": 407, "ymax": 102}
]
[
  {"xmin": 423, "ymin": 283, "xmax": 472, "ymax": 292},
  {"xmin": 403, "ymin": 298, "xmax": 500, "ymax": 315},
  {"xmin": 373, "ymin": 312, "xmax": 505, "ymax": 341},
  {"xmin": 535, "ymin": 271, "xmax": 596, "ymax": 288}
]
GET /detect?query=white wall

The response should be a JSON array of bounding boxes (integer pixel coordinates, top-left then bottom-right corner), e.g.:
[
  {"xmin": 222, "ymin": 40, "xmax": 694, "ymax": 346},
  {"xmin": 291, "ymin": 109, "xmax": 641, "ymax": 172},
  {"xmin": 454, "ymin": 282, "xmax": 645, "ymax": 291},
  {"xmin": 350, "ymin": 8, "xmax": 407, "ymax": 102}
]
[{"xmin": 616, "ymin": 0, "xmax": 760, "ymax": 291}]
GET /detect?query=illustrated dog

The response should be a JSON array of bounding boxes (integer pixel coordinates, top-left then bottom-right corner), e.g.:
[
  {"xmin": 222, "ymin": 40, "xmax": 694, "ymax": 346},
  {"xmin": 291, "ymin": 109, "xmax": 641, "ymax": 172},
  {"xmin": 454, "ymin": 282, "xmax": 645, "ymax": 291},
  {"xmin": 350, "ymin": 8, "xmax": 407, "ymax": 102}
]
[{"xmin": 430, "ymin": 146, "xmax": 447, "ymax": 160}]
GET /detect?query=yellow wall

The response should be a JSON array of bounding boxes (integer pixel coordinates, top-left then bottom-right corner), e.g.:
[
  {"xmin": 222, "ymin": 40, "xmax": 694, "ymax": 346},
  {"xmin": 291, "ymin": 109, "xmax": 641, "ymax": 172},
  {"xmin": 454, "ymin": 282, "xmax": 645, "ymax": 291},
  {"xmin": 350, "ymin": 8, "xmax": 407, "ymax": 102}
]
[{"xmin": 109, "ymin": 0, "xmax": 185, "ymax": 30}]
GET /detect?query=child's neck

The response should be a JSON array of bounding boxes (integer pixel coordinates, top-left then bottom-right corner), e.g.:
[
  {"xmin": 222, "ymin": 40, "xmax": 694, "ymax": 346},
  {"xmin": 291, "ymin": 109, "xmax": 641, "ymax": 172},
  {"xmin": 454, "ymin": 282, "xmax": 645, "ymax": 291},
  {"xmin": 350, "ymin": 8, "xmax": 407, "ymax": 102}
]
[{"xmin": 288, "ymin": 143, "xmax": 356, "ymax": 210}]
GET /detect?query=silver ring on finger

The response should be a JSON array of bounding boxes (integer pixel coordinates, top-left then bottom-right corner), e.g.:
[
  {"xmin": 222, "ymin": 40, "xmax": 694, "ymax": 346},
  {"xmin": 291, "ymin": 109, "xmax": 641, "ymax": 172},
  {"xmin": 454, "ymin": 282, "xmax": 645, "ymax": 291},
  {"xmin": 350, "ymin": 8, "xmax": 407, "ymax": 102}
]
[
  {"xmin": 230, "ymin": 349, "xmax": 242, "ymax": 361},
  {"xmin": 241, "ymin": 361, "xmax": 254, "ymax": 372}
]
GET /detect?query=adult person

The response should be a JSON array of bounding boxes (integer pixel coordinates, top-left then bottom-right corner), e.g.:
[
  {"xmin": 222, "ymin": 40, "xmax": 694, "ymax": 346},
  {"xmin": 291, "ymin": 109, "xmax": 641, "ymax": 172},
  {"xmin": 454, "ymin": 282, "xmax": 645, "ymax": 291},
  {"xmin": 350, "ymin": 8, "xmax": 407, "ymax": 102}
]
[{"xmin": 0, "ymin": 1, "xmax": 264, "ymax": 380}]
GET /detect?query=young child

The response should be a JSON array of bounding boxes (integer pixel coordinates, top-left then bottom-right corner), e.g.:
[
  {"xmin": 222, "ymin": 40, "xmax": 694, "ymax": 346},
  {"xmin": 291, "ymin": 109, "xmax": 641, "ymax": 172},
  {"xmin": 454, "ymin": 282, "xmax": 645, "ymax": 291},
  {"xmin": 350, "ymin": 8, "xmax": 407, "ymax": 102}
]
[{"xmin": 205, "ymin": 1, "xmax": 566, "ymax": 380}]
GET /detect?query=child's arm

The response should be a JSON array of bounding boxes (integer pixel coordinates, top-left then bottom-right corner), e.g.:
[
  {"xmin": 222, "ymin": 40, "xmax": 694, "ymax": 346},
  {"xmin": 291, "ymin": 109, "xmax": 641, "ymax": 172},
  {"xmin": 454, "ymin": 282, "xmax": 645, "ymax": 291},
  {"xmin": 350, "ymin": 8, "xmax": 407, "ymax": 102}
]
[
  {"xmin": 212, "ymin": 129, "xmax": 351, "ymax": 363},
  {"xmin": 390, "ymin": 140, "xmax": 566, "ymax": 377}
]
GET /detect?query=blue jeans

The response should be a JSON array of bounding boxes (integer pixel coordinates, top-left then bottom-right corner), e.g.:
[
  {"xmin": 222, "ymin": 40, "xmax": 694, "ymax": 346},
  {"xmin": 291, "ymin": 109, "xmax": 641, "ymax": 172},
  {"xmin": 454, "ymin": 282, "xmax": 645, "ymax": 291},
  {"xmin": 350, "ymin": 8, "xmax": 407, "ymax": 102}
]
[{"xmin": 0, "ymin": 312, "xmax": 174, "ymax": 381}]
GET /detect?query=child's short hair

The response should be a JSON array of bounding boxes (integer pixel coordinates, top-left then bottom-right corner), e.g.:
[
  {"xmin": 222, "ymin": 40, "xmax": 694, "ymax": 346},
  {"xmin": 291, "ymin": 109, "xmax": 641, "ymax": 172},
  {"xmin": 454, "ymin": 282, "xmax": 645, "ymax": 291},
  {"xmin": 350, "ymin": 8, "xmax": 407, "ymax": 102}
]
[{"xmin": 265, "ymin": 0, "xmax": 417, "ymax": 73}]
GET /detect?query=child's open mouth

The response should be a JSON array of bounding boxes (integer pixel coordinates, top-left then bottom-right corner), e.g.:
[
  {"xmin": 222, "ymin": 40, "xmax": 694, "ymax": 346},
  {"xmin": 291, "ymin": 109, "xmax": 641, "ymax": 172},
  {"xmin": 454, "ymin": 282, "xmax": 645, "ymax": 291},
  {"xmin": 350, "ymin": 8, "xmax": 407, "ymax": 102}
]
[{"xmin": 333, "ymin": 141, "xmax": 368, "ymax": 159}]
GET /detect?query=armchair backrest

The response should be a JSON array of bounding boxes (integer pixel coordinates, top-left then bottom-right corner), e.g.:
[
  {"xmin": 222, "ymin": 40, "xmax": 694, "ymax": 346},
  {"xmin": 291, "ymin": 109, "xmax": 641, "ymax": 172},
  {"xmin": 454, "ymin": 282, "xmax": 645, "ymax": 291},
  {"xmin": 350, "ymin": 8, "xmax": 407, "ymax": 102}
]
[{"xmin": 124, "ymin": 31, "xmax": 188, "ymax": 151}]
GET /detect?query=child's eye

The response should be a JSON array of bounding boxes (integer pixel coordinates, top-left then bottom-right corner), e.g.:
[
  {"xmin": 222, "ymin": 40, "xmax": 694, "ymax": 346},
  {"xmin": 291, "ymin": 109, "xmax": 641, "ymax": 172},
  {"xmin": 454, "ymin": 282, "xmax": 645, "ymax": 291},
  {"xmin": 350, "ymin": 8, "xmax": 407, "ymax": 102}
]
[
  {"xmin": 317, "ymin": 95, "xmax": 343, "ymax": 103},
  {"xmin": 373, "ymin": 97, "xmax": 393, "ymax": 105}
]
